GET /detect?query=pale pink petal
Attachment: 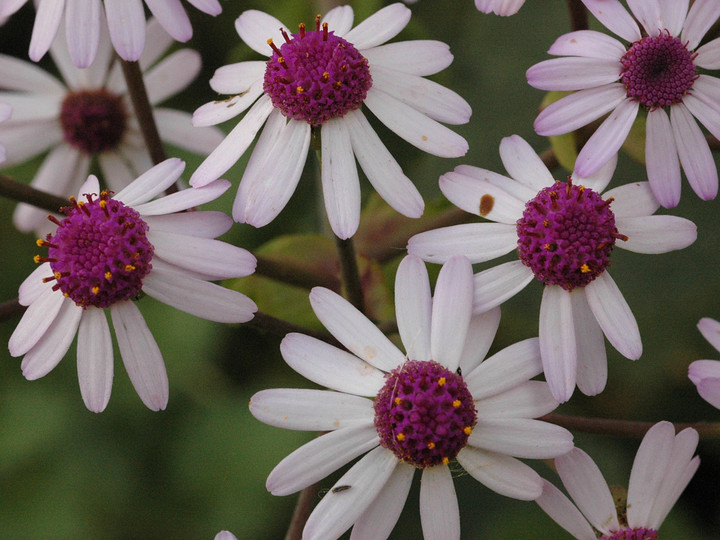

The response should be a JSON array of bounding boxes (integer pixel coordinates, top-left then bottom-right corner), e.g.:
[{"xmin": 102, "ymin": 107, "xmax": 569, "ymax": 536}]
[
  {"xmin": 645, "ymin": 107, "xmax": 681, "ymax": 208},
  {"xmin": 419, "ymin": 466, "xmax": 460, "ymax": 540},
  {"xmin": 135, "ymin": 179, "xmax": 231, "ymax": 216},
  {"xmin": 9, "ymin": 288, "xmax": 65, "ymax": 357},
  {"xmin": 0, "ymin": 53, "xmax": 66, "ymax": 93},
  {"xmin": 18, "ymin": 263, "xmax": 54, "ymax": 306},
  {"xmin": 572, "ymin": 153, "xmax": 617, "ymax": 194},
  {"xmin": 689, "ymin": 359, "xmax": 720, "ymax": 384},
  {"xmin": 571, "ymin": 289, "xmax": 607, "ymax": 397},
  {"xmin": 343, "ymin": 4, "xmax": 411, "ymax": 50},
  {"xmin": 234, "ymin": 10, "xmax": 286, "ymax": 57},
  {"xmin": 698, "ymin": 317, "xmax": 720, "ymax": 353},
  {"xmin": 143, "ymin": 211, "xmax": 231, "ymax": 238},
  {"xmin": 439, "ymin": 170, "xmax": 527, "ymax": 224},
  {"xmin": 499, "ymin": 134, "xmax": 555, "ymax": 191},
  {"xmin": 408, "ymin": 223, "xmax": 517, "ymax": 265},
  {"xmin": 456, "ymin": 446, "xmax": 543, "ymax": 499},
  {"xmin": 684, "ymin": 92, "xmax": 720, "ymax": 142},
  {"xmin": 536, "ymin": 480, "xmax": 597, "ymax": 540},
  {"xmin": 583, "ymin": 0, "xmax": 641, "ymax": 42},
  {"xmin": 474, "ymin": 0, "xmax": 525, "ymax": 16},
  {"xmin": 309, "ymin": 287, "xmax": 406, "ymax": 372},
  {"xmin": 649, "ymin": 455, "xmax": 699, "ymax": 528},
  {"xmin": 473, "ymin": 260, "xmax": 534, "ymax": 313},
  {"xmin": 29, "ymin": 0, "xmax": 65, "ymax": 62},
  {"xmin": 585, "ymin": 272, "xmax": 642, "ymax": 360},
  {"xmin": 474, "ymin": 381, "xmax": 559, "ymax": 419},
  {"xmin": 690, "ymin": 374, "xmax": 720, "ymax": 407},
  {"xmin": 457, "ymin": 308, "xmax": 501, "ymax": 375},
  {"xmin": 104, "ymin": 0, "xmax": 146, "ymax": 61},
  {"xmin": 395, "ymin": 255, "xmax": 432, "ymax": 362},
  {"xmin": 539, "ymin": 285, "xmax": 577, "ymax": 403},
  {"xmin": 144, "ymin": 49, "xmax": 200, "ymax": 104},
  {"xmin": 213, "ymin": 532, "xmax": 236, "ymax": 540},
  {"xmin": 363, "ymin": 40, "xmax": 453, "ymax": 76},
  {"xmin": 145, "ymin": 0, "xmax": 192, "ymax": 42},
  {"xmin": 186, "ymin": 0, "xmax": 221, "ymax": 16},
  {"xmin": 191, "ymin": 83, "xmax": 265, "ymax": 127},
  {"xmin": 111, "ymin": 300, "xmax": 168, "ymax": 411},
  {"xmin": 681, "ymin": 0, "xmax": 720, "ymax": 50},
  {"xmin": 615, "ymin": 215, "xmax": 696, "ymax": 254},
  {"xmin": 0, "ymin": 93, "xmax": 58, "ymax": 122},
  {"xmin": 627, "ymin": 0, "xmax": 663, "ymax": 37},
  {"xmin": 65, "ymin": 0, "xmax": 101, "ymax": 67},
  {"xmin": 671, "ymin": 103, "xmax": 718, "ymax": 200},
  {"xmin": 322, "ymin": 5, "xmax": 354, "ymax": 36},
  {"xmin": 280, "ymin": 333, "xmax": 385, "ymax": 397},
  {"xmin": 113, "ymin": 158, "xmax": 184, "ymax": 205},
  {"xmin": 77, "ymin": 307, "xmax": 113, "ymax": 412},
  {"xmin": 137, "ymin": 16, "xmax": 175, "ymax": 69},
  {"xmin": 695, "ymin": 37, "xmax": 720, "ymax": 69},
  {"xmin": 0, "ymin": 0, "xmax": 28, "ymax": 17},
  {"xmin": 469, "ymin": 418, "xmax": 573, "ymax": 459},
  {"xmin": 154, "ymin": 108, "xmax": 225, "ymax": 155},
  {"xmin": 658, "ymin": 0, "xmax": 689, "ymax": 36},
  {"xmin": 526, "ymin": 57, "xmax": 621, "ymax": 91},
  {"xmin": 455, "ymin": 164, "xmax": 539, "ymax": 200},
  {"xmin": 547, "ymin": 30, "xmax": 626, "ymax": 59},
  {"xmin": 0, "ymin": 120, "xmax": 61, "ymax": 166},
  {"xmin": 603, "ymin": 181, "xmax": 659, "ymax": 218},
  {"xmin": 208, "ymin": 60, "xmax": 266, "ymax": 94}
]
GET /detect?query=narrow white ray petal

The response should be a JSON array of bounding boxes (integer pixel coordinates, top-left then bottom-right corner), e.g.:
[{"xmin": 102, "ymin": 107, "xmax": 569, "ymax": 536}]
[
  {"xmin": 303, "ymin": 447, "xmax": 399, "ymax": 540},
  {"xmin": 439, "ymin": 171, "xmax": 527, "ymax": 224},
  {"xmin": 111, "ymin": 300, "xmax": 168, "ymax": 411},
  {"xmin": 345, "ymin": 109, "xmax": 424, "ymax": 218},
  {"xmin": 455, "ymin": 164, "xmax": 539, "ymax": 201},
  {"xmin": 395, "ymin": 255, "xmax": 432, "ymax": 362},
  {"xmin": 0, "ymin": 120, "xmax": 62, "ymax": 166},
  {"xmin": 533, "ymin": 84, "xmax": 626, "ymax": 136},
  {"xmin": 571, "ymin": 153, "xmax": 617, "ymax": 193},
  {"xmin": 0, "ymin": 0, "xmax": 29, "ymax": 17},
  {"xmin": 249, "ymin": 388, "xmax": 374, "ymax": 431},
  {"xmin": 144, "ymin": 50, "xmax": 200, "ymax": 104},
  {"xmin": 321, "ymin": 118, "xmax": 361, "ymax": 239},
  {"xmin": 671, "ymin": 103, "xmax": 719, "ymax": 201},
  {"xmin": 266, "ymin": 425, "xmax": 380, "ymax": 497},
  {"xmin": 689, "ymin": 359, "xmax": 720, "ymax": 383},
  {"xmin": 370, "ymin": 66, "xmax": 471, "ymax": 125},
  {"xmin": 0, "ymin": 53, "xmax": 66, "ymax": 93},
  {"xmin": 681, "ymin": 0, "xmax": 720, "ymax": 50},
  {"xmin": 695, "ymin": 37, "xmax": 720, "ymax": 69},
  {"xmin": 684, "ymin": 92, "xmax": 720, "ymax": 143},
  {"xmin": 364, "ymin": 89, "xmax": 468, "ymax": 158},
  {"xmin": 458, "ymin": 307, "xmax": 501, "ymax": 375},
  {"xmin": 658, "ymin": 0, "xmax": 688, "ymax": 36},
  {"xmin": 456, "ymin": 447, "xmax": 543, "ymax": 500},
  {"xmin": 627, "ymin": 0, "xmax": 663, "ymax": 36},
  {"xmin": 570, "ymin": 289, "xmax": 607, "ymax": 397},
  {"xmin": 625, "ymin": 421, "xmax": 676, "ymax": 527},
  {"xmin": 363, "ymin": 40, "xmax": 453, "ymax": 76},
  {"xmin": 20, "ymin": 300, "xmax": 81, "ymax": 380},
  {"xmin": 431, "ymin": 256, "xmax": 473, "ymax": 371},
  {"xmin": 555, "ymin": 448, "xmax": 620, "ymax": 534},
  {"xmin": 350, "ymin": 463, "xmax": 414, "ymax": 540},
  {"xmin": 142, "ymin": 263, "xmax": 256, "ymax": 323},
  {"xmin": 540, "ymin": 285, "xmax": 577, "ymax": 403},
  {"xmin": 574, "ymin": 99, "xmax": 639, "ymax": 177},
  {"xmin": 144, "ymin": 0, "xmax": 192, "ymax": 42},
  {"xmin": 525, "ymin": 57, "xmax": 622, "ymax": 91},
  {"xmin": 77, "ymin": 307, "xmax": 113, "ymax": 412},
  {"xmin": 582, "ymin": 0, "xmax": 641, "ymax": 42},
  {"xmin": 603, "ymin": 182, "xmax": 659, "ymax": 217},
  {"xmin": 9, "ymin": 288, "xmax": 66, "ymax": 357},
  {"xmin": 469, "ymin": 418, "xmax": 573, "ymax": 459},
  {"xmin": 465, "ymin": 337, "xmax": 543, "ymax": 400},
  {"xmin": 65, "ymin": 0, "xmax": 101, "ymax": 67},
  {"xmin": 698, "ymin": 317, "xmax": 720, "ymax": 353},
  {"xmin": 98, "ymin": 152, "xmax": 136, "ymax": 194},
  {"xmin": 192, "ymin": 83, "xmax": 265, "ymax": 127},
  {"xmin": 113, "ymin": 157, "xmax": 185, "ymax": 206},
  {"xmin": 18, "ymin": 263, "xmax": 54, "ymax": 306},
  {"xmin": 547, "ymin": 30, "xmax": 626, "ymax": 59},
  {"xmin": 190, "ymin": 95, "xmax": 274, "ymax": 187},
  {"xmin": 309, "ymin": 287, "xmax": 406, "ymax": 371},
  {"xmin": 137, "ymin": 16, "xmax": 175, "ymax": 69},
  {"xmin": 499, "ymin": 135, "xmax": 555, "ymax": 191},
  {"xmin": 234, "ymin": 10, "xmax": 285, "ymax": 57},
  {"xmin": 536, "ymin": 480, "xmax": 597, "ymax": 540},
  {"xmin": 0, "ymin": 92, "xmax": 60, "ymax": 123},
  {"xmin": 154, "ymin": 108, "xmax": 225, "ymax": 155},
  {"xmin": 186, "ymin": 0, "xmax": 221, "ymax": 15},
  {"xmin": 473, "ymin": 261, "xmax": 535, "ymax": 314},
  {"xmin": 474, "ymin": 380, "xmax": 559, "ymax": 419},
  {"xmin": 343, "ymin": 4, "xmax": 411, "ymax": 50},
  {"xmin": 143, "ymin": 211, "xmax": 231, "ymax": 238},
  {"xmin": 649, "ymin": 447, "xmax": 699, "ymax": 528},
  {"xmin": 104, "ymin": 0, "xmax": 146, "ymax": 61},
  {"xmin": 135, "ymin": 179, "xmax": 231, "ymax": 216},
  {"xmin": 280, "ymin": 333, "xmax": 385, "ymax": 397},
  {"xmin": 420, "ymin": 466, "xmax": 460, "ymax": 540},
  {"xmin": 643, "ymin": 107, "xmax": 682, "ymax": 207},
  {"xmin": 29, "ymin": 0, "xmax": 65, "ymax": 62},
  {"xmin": 615, "ymin": 215, "xmax": 696, "ymax": 254},
  {"xmin": 322, "ymin": 5, "xmax": 354, "ymax": 36},
  {"xmin": 209, "ymin": 61, "xmax": 266, "ymax": 94}
]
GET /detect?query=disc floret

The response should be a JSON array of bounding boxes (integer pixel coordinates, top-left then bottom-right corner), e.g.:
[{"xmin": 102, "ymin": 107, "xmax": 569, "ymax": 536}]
[{"xmin": 600, "ymin": 528, "xmax": 658, "ymax": 540}]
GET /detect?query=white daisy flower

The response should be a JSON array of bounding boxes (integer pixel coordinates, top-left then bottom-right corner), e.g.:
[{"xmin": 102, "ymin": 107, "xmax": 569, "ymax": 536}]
[
  {"xmin": 527, "ymin": 0, "xmax": 720, "ymax": 208},
  {"xmin": 407, "ymin": 135, "xmax": 697, "ymax": 403},
  {"xmin": 537, "ymin": 421, "xmax": 700, "ymax": 540},
  {"xmin": 190, "ymin": 3, "xmax": 470, "ymax": 240},
  {"xmin": 475, "ymin": 0, "xmax": 526, "ymax": 16},
  {"xmin": 688, "ymin": 317, "xmax": 720, "ymax": 410},
  {"xmin": 8, "ymin": 159, "xmax": 258, "ymax": 412},
  {"xmin": 249, "ymin": 255, "xmax": 573, "ymax": 540},
  {"xmin": 0, "ymin": 17, "xmax": 223, "ymax": 236},
  {"xmin": 0, "ymin": 0, "xmax": 221, "ymax": 67}
]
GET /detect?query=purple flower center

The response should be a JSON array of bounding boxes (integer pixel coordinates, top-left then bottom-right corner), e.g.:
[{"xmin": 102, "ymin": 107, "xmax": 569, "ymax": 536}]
[
  {"xmin": 60, "ymin": 89, "xmax": 128, "ymax": 154},
  {"xmin": 263, "ymin": 16, "xmax": 372, "ymax": 126},
  {"xmin": 373, "ymin": 360, "xmax": 477, "ymax": 469},
  {"xmin": 620, "ymin": 32, "xmax": 697, "ymax": 109},
  {"xmin": 40, "ymin": 190, "xmax": 154, "ymax": 308},
  {"xmin": 516, "ymin": 179, "xmax": 625, "ymax": 291},
  {"xmin": 601, "ymin": 528, "xmax": 658, "ymax": 540}
]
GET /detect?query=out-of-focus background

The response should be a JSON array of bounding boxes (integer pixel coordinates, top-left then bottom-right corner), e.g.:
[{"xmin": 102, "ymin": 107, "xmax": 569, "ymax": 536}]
[{"xmin": 1, "ymin": 1, "xmax": 719, "ymax": 538}]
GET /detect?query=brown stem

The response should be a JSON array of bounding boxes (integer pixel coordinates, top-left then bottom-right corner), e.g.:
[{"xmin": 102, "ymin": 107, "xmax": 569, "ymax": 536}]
[
  {"xmin": 284, "ymin": 481, "xmax": 320, "ymax": 540},
  {"xmin": 255, "ymin": 254, "xmax": 341, "ymax": 292},
  {"xmin": 0, "ymin": 298, "xmax": 25, "ymax": 322},
  {"xmin": 541, "ymin": 413, "xmax": 720, "ymax": 440},
  {"xmin": 566, "ymin": 0, "xmax": 588, "ymax": 32},
  {"xmin": 248, "ymin": 311, "xmax": 340, "ymax": 346},
  {"xmin": 335, "ymin": 236, "xmax": 366, "ymax": 314},
  {"xmin": 0, "ymin": 174, "xmax": 68, "ymax": 213}
]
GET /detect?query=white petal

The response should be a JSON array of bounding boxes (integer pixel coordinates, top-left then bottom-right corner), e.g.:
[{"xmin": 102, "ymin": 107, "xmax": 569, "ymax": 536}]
[
  {"xmin": 474, "ymin": 380, "xmax": 559, "ymax": 419},
  {"xmin": 208, "ymin": 60, "xmax": 266, "ymax": 94},
  {"xmin": 698, "ymin": 317, "xmax": 720, "ymax": 353},
  {"xmin": 469, "ymin": 418, "xmax": 573, "ymax": 459},
  {"xmin": 439, "ymin": 170, "xmax": 527, "ymax": 224},
  {"xmin": 280, "ymin": 333, "xmax": 385, "ymax": 397},
  {"xmin": 322, "ymin": 6, "xmax": 354, "ymax": 36},
  {"xmin": 192, "ymin": 83, "xmax": 265, "ymax": 127},
  {"xmin": 585, "ymin": 272, "xmax": 642, "ymax": 360},
  {"xmin": 234, "ymin": 10, "xmax": 285, "ymax": 57},
  {"xmin": 456, "ymin": 446, "xmax": 543, "ymax": 500},
  {"xmin": 499, "ymin": 134, "xmax": 555, "ymax": 191},
  {"xmin": 145, "ymin": 0, "xmax": 192, "ymax": 42},
  {"xmin": 536, "ymin": 480, "xmax": 596, "ymax": 540},
  {"xmin": 525, "ymin": 57, "xmax": 622, "ymax": 91},
  {"xmin": 571, "ymin": 152, "xmax": 617, "ymax": 193},
  {"xmin": 473, "ymin": 260, "xmax": 535, "ymax": 313},
  {"xmin": 0, "ymin": 53, "xmax": 66, "ymax": 93},
  {"xmin": 18, "ymin": 263, "xmax": 54, "ymax": 306},
  {"xmin": 615, "ymin": 215, "xmax": 697, "ymax": 254},
  {"xmin": 547, "ymin": 30, "xmax": 626, "ymax": 59},
  {"xmin": 144, "ymin": 49, "xmax": 201, "ymax": 105},
  {"xmin": 695, "ymin": 37, "xmax": 720, "ymax": 69},
  {"xmin": 111, "ymin": 300, "xmax": 168, "ymax": 411},
  {"xmin": 143, "ymin": 211, "xmax": 231, "ymax": 238},
  {"xmin": 29, "ymin": 0, "xmax": 64, "ymax": 62},
  {"xmin": 265, "ymin": 424, "xmax": 379, "ymax": 496},
  {"xmin": 395, "ymin": 255, "xmax": 432, "ymax": 362},
  {"xmin": 343, "ymin": 4, "xmax": 411, "ymax": 50},
  {"xmin": 627, "ymin": 0, "xmax": 663, "ymax": 36},
  {"xmin": 684, "ymin": 91, "xmax": 720, "ymax": 143},
  {"xmin": 420, "ymin": 466, "xmax": 460, "ymax": 540},
  {"xmin": 658, "ymin": 0, "xmax": 688, "ymax": 36},
  {"xmin": 104, "ymin": 0, "xmax": 146, "ymax": 61},
  {"xmin": 582, "ymin": 0, "xmax": 641, "ymax": 42},
  {"xmin": 309, "ymin": 287, "xmax": 406, "ymax": 372},
  {"xmin": 643, "ymin": 108, "xmax": 680, "ymax": 208},
  {"xmin": 571, "ymin": 288, "xmax": 607, "ymax": 397},
  {"xmin": 603, "ymin": 181, "xmax": 659, "ymax": 218},
  {"xmin": 113, "ymin": 157, "xmax": 185, "ymax": 206},
  {"xmin": 539, "ymin": 285, "xmax": 577, "ymax": 403},
  {"xmin": 65, "ymin": 0, "xmax": 101, "ymax": 67},
  {"xmin": 77, "ymin": 307, "xmax": 113, "ymax": 412},
  {"xmin": 363, "ymin": 40, "xmax": 453, "ymax": 76},
  {"xmin": 671, "ymin": 103, "xmax": 718, "ymax": 201},
  {"xmin": 681, "ymin": 0, "xmax": 720, "ymax": 50},
  {"xmin": 9, "ymin": 287, "xmax": 66, "ymax": 357},
  {"xmin": 457, "ymin": 307, "xmax": 501, "ymax": 375},
  {"xmin": 135, "ymin": 179, "xmax": 231, "ymax": 216}
]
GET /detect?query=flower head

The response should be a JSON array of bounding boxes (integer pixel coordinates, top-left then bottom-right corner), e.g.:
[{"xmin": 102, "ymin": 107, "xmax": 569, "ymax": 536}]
[
  {"xmin": 8, "ymin": 159, "xmax": 258, "ymax": 412},
  {"xmin": 688, "ymin": 317, "xmax": 720, "ymax": 409},
  {"xmin": 408, "ymin": 135, "xmax": 697, "ymax": 402},
  {"xmin": 0, "ymin": 0, "xmax": 221, "ymax": 67},
  {"xmin": 526, "ymin": 0, "xmax": 720, "ymax": 208},
  {"xmin": 475, "ymin": 0, "xmax": 526, "ymax": 16},
  {"xmin": 249, "ymin": 255, "xmax": 572, "ymax": 539},
  {"xmin": 537, "ymin": 421, "xmax": 700, "ymax": 539},
  {"xmin": 191, "ymin": 4, "xmax": 470, "ymax": 239},
  {"xmin": 0, "ymin": 18, "xmax": 223, "ymax": 236}
]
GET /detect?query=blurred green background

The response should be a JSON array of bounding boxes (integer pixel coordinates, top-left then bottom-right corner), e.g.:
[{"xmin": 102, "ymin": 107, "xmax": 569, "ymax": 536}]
[{"xmin": 1, "ymin": 0, "xmax": 719, "ymax": 538}]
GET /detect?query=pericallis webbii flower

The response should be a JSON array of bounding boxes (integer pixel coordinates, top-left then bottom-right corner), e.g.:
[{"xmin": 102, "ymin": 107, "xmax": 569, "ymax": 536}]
[
  {"xmin": 526, "ymin": 0, "xmax": 720, "ymax": 208},
  {"xmin": 0, "ymin": 0, "xmax": 221, "ymax": 67},
  {"xmin": 249, "ymin": 255, "xmax": 573, "ymax": 540},
  {"xmin": 8, "ymin": 159, "xmax": 257, "ymax": 412},
  {"xmin": 190, "ymin": 3, "xmax": 470, "ymax": 240},
  {"xmin": 537, "ymin": 421, "xmax": 699, "ymax": 540},
  {"xmin": 0, "ymin": 18, "xmax": 223, "ymax": 237},
  {"xmin": 407, "ymin": 135, "xmax": 698, "ymax": 403},
  {"xmin": 688, "ymin": 317, "xmax": 720, "ymax": 410}
]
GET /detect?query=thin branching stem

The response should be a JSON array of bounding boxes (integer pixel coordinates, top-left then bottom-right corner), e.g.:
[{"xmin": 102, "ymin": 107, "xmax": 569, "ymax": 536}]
[
  {"xmin": 0, "ymin": 174, "xmax": 68, "ymax": 213},
  {"xmin": 542, "ymin": 413, "xmax": 720, "ymax": 439}
]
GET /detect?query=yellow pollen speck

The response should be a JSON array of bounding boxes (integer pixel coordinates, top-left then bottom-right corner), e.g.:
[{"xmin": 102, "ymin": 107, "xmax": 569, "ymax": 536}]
[
  {"xmin": 91, "ymin": 286, "xmax": 100, "ymax": 295},
  {"xmin": 296, "ymin": 86, "xmax": 305, "ymax": 93},
  {"xmin": 125, "ymin": 264, "xmax": 136, "ymax": 272},
  {"xmin": 442, "ymin": 457, "xmax": 449, "ymax": 465},
  {"xmin": 105, "ymin": 271, "xmax": 112, "ymax": 280},
  {"xmin": 438, "ymin": 377, "xmax": 446, "ymax": 386},
  {"xmin": 544, "ymin": 243, "xmax": 551, "ymax": 250},
  {"xmin": 54, "ymin": 272, "xmax": 62, "ymax": 279},
  {"xmin": 543, "ymin": 219, "xmax": 549, "ymax": 227},
  {"xmin": 36, "ymin": 238, "xmax": 44, "ymax": 247},
  {"xmin": 99, "ymin": 200, "xmax": 107, "ymax": 208},
  {"xmin": 427, "ymin": 441, "xmax": 436, "ymax": 449},
  {"xmin": 452, "ymin": 400, "xmax": 461, "ymax": 408},
  {"xmin": 394, "ymin": 397, "xmax": 402, "ymax": 405},
  {"xmin": 396, "ymin": 433, "xmax": 405, "ymax": 442},
  {"xmin": 33, "ymin": 255, "xmax": 41, "ymax": 263},
  {"xmin": 580, "ymin": 264, "xmax": 591, "ymax": 273},
  {"xmin": 463, "ymin": 426, "xmax": 472, "ymax": 435}
]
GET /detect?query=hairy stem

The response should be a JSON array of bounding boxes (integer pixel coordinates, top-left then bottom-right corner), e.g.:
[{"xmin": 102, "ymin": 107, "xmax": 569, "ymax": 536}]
[
  {"xmin": 0, "ymin": 174, "xmax": 68, "ymax": 213},
  {"xmin": 566, "ymin": 0, "xmax": 588, "ymax": 32},
  {"xmin": 335, "ymin": 236, "xmax": 366, "ymax": 314},
  {"xmin": 542, "ymin": 413, "xmax": 720, "ymax": 439}
]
